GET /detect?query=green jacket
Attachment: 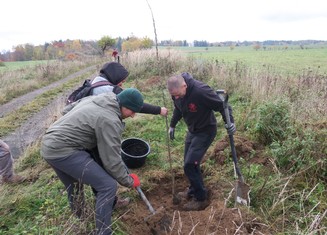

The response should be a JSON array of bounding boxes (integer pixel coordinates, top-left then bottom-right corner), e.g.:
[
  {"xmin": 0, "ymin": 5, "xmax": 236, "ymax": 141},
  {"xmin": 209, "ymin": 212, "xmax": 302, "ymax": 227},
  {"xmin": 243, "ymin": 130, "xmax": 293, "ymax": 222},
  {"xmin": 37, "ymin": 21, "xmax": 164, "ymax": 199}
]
[{"xmin": 41, "ymin": 93, "xmax": 133, "ymax": 187}]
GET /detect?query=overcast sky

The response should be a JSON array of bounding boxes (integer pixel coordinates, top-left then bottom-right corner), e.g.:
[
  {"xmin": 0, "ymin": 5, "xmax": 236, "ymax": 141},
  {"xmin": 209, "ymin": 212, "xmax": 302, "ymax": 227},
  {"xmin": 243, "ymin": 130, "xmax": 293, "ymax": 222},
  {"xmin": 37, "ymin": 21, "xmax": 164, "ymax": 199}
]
[{"xmin": 1, "ymin": 0, "xmax": 327, "ymax": 51}]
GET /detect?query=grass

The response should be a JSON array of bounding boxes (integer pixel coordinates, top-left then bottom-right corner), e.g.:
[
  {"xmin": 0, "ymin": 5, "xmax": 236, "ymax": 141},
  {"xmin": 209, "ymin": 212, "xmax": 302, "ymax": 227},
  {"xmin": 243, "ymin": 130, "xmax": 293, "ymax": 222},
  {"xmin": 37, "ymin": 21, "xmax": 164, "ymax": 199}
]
[
  {"xmin": 0, "ymin": 140, "xmax": 137, "ymax": 234},
  {"xmin": 0, "ymin": 58, "xmax": 103, "ymax": 105},
  {"xmin": 0, "ymin": 60, "xmax": 50, "ymax": 71},
  {"xmin": 0, "ymin": 49, "xmax": 326, "ymax": 234},
  {"xmin": 0, "ymin": 144, "xmax": 87, "ymax": 234},
  {"xmin": 164, "ymin": 45, "xmax": 327, "ymax": 76}
]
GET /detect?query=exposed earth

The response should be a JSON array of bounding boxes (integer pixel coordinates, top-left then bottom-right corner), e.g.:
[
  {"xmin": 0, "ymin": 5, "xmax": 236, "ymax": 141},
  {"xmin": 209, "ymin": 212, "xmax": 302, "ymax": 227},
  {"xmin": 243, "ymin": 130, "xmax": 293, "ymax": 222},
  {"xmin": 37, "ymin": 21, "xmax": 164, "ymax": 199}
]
[
  {"xmin": 115, "ymin": 173, "xmax": 271, "ymax": 235},
  {"xmin": 1, "ymin": 71, "xmax": 273, "ymax": 234},
  {"xmin": 115, "ymin": 135, "xmax": 271, "ymax": 235}
]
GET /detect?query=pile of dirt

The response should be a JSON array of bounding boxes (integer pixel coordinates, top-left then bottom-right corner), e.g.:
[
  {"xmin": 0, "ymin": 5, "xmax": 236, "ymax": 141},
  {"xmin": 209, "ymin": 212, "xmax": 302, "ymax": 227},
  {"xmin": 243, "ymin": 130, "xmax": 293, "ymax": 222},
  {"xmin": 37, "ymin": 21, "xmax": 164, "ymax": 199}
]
[
  {"xmin": 211, "ymin": 135, "xmax": 269, "ymax": 166},
  {"xmin": 116, "ymin": 174, "xmax": 271, "ymax": 235}
]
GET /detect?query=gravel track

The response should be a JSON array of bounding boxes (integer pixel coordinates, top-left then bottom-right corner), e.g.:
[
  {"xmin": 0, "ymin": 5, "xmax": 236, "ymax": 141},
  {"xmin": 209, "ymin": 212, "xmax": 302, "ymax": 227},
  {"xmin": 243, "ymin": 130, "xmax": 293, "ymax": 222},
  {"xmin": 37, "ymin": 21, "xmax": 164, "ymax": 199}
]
[{"xmin": 1, "ymin": 65, "xmax": 97, "ymax": 158}]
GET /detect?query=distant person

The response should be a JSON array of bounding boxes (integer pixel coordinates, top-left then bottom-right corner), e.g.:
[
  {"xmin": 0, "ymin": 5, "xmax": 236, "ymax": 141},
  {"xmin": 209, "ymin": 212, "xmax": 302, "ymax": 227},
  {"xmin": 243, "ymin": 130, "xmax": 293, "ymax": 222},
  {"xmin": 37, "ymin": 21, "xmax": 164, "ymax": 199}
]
[
  {"xmin": 66, "ymin": 62, "xmax": 168, "ymax": 116},
  {"xmin": 167, "ymin": 72, "xmax": 235, "ymax": 211},
  {"xmin": 0, "ymin": 139, "xmax": 26, "ymax": 184},
  {"xmin": 112, "ymin": 49, "xmax": 118, "ymax": 62},
  {"xmin": 89, "ymin": 61, "xmax": 168, "ymax": 117},
  {"xmin": 41, "ymin": 88, "xmax": 145, "ymax": 235}
]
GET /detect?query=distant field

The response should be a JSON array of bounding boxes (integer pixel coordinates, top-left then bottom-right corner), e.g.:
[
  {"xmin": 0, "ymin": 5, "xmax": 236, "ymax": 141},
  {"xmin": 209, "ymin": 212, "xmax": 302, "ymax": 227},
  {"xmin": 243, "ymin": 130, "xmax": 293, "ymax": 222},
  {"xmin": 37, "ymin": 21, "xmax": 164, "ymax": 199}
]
[
  {"xmin": 0, "ymin": 60, "xmax": 50, "ymax": 71},
  {"xmin": 2, "ymin": 46, "xmax": 326, "ymax": 76},
  {"xmin": 164, "ymin": 45, "xmax": 327, "ymax": 76}
]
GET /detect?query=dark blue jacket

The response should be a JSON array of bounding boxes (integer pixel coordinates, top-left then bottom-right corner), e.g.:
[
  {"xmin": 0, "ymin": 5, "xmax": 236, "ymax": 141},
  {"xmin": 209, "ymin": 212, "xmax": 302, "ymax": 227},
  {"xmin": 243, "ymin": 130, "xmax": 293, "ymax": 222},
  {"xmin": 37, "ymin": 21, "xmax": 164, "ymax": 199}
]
[{"xmin": 170, "ymin": 72, "xmax": 234, "ymax": 133}]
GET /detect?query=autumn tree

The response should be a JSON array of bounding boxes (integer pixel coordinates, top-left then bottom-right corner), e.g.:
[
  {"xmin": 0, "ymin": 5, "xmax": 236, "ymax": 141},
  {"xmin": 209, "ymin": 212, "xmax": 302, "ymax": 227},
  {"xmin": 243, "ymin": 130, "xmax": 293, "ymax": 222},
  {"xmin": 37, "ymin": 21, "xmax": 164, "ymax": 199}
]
[
  {"xmin": 140, "ymin": 37, "xmax": 153, "ymax": 49},
  {"xmin": 253, "ymin": 43, "xmax": 261, "ymax": 51},
  {"xmin": 122, "ymin": 36, "xmax": 140, "ymax": 52},
  {"xmin": 45, "ymin": 44, "xmax": 57, "ymax": 60},
  {"xmin": 12, "ymin": 45, "xmax": 26, "ymax": 61},
  {"xmin": 122, "ymin": 36, "xmax": 153, "ymax": 52},
  {"xmin": 98, "ymin": 36, "xmax": 116, "ymax": 55},
  {"xmin": 33, "ymin": 46, "xmax": 44, "ymax": 60},
  {"xmin": 72, "ymin": 39, "xmax": 82, "ymax": 51},
  {"xmin": 24, "ymin": 44, "xmax": 34, "ymax": 60}
]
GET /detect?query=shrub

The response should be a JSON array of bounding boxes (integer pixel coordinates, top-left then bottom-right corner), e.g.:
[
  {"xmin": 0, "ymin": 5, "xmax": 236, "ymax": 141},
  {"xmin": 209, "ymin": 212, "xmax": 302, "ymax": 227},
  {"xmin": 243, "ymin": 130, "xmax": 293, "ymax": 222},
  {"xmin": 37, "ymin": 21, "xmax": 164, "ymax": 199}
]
[
  {"xmin": 270, "ymin": 131, "xmax": 315, "ymax": 171},
  {"xmin": 270, "ymin": 127, "xmax": 326, "ymax": 176},
  {"xmin": 254, "ymin": 99, "xmax": 290, "ymax": 145}
]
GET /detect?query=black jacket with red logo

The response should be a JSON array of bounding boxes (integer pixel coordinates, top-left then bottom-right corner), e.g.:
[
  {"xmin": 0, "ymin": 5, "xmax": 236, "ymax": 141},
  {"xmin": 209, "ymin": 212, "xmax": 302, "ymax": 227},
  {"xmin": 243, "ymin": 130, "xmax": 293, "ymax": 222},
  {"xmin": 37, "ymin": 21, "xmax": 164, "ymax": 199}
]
[{"xmin": 170, "ymin": 72, "xmax": 234, "ymax": 133}]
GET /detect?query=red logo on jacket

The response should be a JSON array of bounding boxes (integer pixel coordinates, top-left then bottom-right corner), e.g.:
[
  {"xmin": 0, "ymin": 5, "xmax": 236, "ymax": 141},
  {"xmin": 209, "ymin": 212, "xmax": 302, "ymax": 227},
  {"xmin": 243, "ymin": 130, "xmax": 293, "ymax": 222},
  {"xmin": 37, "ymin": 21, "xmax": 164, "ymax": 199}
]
[{"xmin": 188, "ymin": 103, "xmax": 197, "ymax": 112}]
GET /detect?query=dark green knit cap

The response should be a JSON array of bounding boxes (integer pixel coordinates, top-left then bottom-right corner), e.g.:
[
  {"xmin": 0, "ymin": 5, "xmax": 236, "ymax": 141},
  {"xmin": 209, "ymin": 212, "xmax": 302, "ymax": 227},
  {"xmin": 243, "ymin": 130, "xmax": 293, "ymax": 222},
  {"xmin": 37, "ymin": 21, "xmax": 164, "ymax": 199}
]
[{"xmin": 117, "ymin": 88, "xmax": 144, "ymax": 112}]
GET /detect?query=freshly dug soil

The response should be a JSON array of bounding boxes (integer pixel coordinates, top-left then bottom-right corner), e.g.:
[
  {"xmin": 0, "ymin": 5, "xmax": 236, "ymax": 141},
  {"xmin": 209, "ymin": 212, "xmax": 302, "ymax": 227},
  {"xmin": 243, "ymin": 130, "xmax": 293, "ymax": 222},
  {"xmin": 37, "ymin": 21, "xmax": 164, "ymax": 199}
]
[{"xmin": 116, "ymin": 173, "xmax": 271, "ymax": 235}]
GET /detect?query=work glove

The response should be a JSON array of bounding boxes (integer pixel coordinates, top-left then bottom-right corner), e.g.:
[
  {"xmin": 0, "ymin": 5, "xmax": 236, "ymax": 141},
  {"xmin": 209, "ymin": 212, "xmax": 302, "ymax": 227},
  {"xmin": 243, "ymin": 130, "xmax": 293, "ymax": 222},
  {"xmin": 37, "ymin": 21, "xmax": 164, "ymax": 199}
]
[
  {"xmin": 225, "ymin": 123, "xmax": 236, "ymax": 135},
  {"xmin": 129, "ymin": 173, "xmax": 140, "ymax": 188},
  {"xmin": 168, "ymin": 127, "xmax": 175, "ymax": 140}
]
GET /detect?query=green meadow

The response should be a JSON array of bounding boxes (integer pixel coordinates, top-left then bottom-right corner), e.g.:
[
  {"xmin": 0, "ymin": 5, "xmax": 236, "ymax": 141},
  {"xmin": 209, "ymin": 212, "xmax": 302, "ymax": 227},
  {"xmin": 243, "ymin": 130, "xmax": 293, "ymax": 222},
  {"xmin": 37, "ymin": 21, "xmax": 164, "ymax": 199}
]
[
  {"xmin": 0, "ymin": 60, "xmax": 51, "ymax": 71},
  {"xmin": 165, "ymin": 45, "xmax": 327, "ymax": 76}
]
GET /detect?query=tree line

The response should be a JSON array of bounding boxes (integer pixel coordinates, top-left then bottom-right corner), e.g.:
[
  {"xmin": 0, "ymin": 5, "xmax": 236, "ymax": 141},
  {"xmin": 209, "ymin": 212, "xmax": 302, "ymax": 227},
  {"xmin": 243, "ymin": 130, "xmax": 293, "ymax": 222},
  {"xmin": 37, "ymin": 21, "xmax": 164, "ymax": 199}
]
[
  {"xmin": 1, "ymin": 36, "xmax": 326, "ymax": 62},
  {"xmin": 0, "ymin": 36, "xmax": 153, "ymax": 62}
]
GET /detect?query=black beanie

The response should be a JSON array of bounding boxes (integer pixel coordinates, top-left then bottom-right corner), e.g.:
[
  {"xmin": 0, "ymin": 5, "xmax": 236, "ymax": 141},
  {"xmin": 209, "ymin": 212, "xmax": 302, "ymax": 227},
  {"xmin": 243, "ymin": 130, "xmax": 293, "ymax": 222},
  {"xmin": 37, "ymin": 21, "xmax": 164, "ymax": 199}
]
[
  {"xmin": 100, "ymin": 62, "xmax": 129, "ymax": 85},
  {"xmin": 117, "ymin": 88, "xmax": 144, "ymax": 112}
]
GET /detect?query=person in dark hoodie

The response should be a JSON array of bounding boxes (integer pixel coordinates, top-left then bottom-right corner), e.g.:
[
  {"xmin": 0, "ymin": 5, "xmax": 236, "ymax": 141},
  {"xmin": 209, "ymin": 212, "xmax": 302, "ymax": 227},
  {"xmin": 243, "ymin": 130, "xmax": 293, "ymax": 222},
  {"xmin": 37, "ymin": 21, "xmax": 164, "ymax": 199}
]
[
  {"xmin": 91, "ymin": 62, "xmax": 168, "ymax": 116},
  {"xmin": 167, "ymin": 72, "xmax": 236, "ymax": 211}
]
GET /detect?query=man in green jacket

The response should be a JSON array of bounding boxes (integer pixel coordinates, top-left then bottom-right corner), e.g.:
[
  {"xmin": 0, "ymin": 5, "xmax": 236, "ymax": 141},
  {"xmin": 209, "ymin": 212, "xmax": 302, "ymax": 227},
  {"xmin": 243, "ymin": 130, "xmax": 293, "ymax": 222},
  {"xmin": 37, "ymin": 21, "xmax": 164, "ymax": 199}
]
[{"xmin": 41, "ymin": 88, "xmax": 143, "ymax": 235}]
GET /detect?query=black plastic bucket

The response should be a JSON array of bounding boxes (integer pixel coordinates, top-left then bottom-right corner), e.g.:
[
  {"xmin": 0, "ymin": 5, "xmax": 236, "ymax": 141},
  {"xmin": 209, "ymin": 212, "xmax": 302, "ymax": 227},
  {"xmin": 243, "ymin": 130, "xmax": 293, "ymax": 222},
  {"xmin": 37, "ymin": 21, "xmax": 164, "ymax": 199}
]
[{"xmin": 121, "ymin": 138, "xmax": 150, "ymax": 169}]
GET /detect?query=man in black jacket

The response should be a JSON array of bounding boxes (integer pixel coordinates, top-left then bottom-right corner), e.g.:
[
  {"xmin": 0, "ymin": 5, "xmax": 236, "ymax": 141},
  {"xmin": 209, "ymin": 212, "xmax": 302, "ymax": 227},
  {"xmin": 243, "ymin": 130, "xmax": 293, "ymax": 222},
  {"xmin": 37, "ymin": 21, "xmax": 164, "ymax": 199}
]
[
  {"xmin": 167, "ymin": 72, "xmax": 235, "ymax": 211},
  {"xmin": 92, "ymin": 62, "xmax": 168, "ymax": 116}
]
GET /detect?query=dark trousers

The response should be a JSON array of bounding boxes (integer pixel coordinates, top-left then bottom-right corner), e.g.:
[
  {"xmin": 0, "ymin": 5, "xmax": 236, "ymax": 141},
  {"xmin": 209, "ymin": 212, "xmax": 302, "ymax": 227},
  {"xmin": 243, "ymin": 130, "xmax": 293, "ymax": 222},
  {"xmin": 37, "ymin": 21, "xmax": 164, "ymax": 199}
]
[
  {"xmin": 46, "ymin": 150, "xmax": 117, "ymax": 235},
  {"xmin": 184, "ymin": 128, "xmax": 217, "ymax": 201}
]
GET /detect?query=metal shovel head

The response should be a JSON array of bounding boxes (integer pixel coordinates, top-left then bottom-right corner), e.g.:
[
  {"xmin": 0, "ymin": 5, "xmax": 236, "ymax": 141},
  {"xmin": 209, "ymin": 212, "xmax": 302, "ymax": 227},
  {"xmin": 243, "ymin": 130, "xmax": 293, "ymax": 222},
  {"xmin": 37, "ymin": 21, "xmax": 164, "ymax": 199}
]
[
  {"xmin": 144, "ymin": 206, "xmax": 171, "ymax": 233},
  {"xmin": 235, "ymin": 180, "xmax": 251, "ymax": 206}
]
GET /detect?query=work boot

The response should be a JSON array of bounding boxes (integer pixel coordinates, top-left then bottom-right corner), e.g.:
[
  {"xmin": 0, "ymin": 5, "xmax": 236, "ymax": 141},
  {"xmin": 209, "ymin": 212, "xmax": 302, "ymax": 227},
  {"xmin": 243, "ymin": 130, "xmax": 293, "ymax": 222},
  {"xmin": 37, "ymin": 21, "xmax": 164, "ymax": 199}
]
[
  {"xmin": 182, "ymin": 199, "xmax": 210, "ymax": 211},
  {"xmin": 114, "ymin": 197, "xmax": 130, "ymax": 210},
  {"xmin": 176, "ymin": 188, "xmax": 194, "ymax": 201},
  {"xmin": 2, "ymin": 174, "xmax": 26, "ymax": 184},
  {"xmin": 206, "ymin": 189, "xmax": 212, "ymax": 200}
]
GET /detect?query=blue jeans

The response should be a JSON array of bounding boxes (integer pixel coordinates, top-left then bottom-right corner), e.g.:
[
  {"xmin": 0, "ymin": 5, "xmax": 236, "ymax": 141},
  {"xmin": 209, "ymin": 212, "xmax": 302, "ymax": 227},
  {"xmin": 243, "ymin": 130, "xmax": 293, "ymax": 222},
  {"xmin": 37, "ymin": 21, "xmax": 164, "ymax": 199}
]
[
  {"xmin": 46, "ymin": 150, "xmax": 117, "ymax": 235},
  {"xmin": 184, "ymin": 128, "xmax": 217, "ymax": 201}
]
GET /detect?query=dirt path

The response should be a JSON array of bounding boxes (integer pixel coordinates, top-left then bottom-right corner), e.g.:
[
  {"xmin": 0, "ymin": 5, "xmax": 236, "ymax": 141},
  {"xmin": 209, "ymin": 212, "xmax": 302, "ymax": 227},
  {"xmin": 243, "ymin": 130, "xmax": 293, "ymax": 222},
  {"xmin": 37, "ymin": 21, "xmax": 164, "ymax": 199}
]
[{"xmin": 1, "ymin": 65, "xmax": 97, "ymax": 158}]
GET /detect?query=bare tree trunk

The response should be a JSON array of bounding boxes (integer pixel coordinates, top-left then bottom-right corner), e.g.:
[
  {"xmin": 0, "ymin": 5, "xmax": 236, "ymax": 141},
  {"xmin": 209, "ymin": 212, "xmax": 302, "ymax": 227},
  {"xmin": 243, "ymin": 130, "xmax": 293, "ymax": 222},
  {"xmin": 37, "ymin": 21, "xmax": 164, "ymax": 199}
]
[{"xmin": 146, "ymin": 0, "xmax": 159, "ymax": 61}]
